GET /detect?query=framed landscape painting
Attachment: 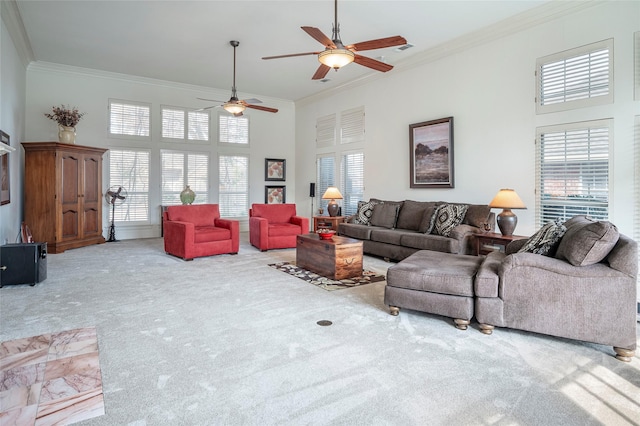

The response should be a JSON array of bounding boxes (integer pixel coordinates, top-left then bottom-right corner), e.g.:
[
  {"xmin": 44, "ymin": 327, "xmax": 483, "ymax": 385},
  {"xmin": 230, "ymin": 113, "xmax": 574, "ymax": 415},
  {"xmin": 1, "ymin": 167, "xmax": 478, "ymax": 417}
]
[
  {"xmin": 1, "ymin": 131, "xmax": 10, "ymax": 205},
  {"xmin": 265, "ymin": 158, "xmax": 286, "ymax": 181},
  {"xmin": 265, "ymin": 185, "xmax": 286, "ymax": 204},
  {"xmin": 409, "ymin": 117, "xmax": 454, "ymax": 188}
]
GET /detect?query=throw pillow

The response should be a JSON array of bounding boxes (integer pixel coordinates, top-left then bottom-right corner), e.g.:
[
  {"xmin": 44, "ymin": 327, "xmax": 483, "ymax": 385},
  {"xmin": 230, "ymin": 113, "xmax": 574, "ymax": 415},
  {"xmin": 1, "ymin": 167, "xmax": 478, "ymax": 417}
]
[
  {"xmin": 418, "ymin": 204, "xmax": 439, "ymax": 233},
  {"xmin": 518, "ymin": 219, "xmax": 567, "ymax": 256},
  {"xmin": 353, "ymin": 200, "xmax": 381, "ymax": 225},
  {"xmin": 555, "ymin": 216, "xmax": 619, "ymax": 266},
  {"xmin": 463, "ymin": 205, "xmax": 492, "ymax": 229},
  {"xmin": 432, "ymin": 203, "xmax": 469, "ymax": 237},
  {"xmin": 369, "ymin": 203, "xmax": 401, "ymax": 229},
  {"xmin": 396, "ymin": 200, "xmax": 432, "ymax": 231}
]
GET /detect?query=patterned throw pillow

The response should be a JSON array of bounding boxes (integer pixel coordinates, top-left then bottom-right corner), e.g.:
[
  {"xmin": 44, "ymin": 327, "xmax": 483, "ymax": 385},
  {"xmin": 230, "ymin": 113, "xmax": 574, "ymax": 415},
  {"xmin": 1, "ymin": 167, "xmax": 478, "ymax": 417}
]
[
  {"xmin": 354, "ymin": 200, "xmax": 381, "ymax": 225},
  {"xmin": 432, "ymin": 204, "xmax": 469, "ymax": 237},
  {"xmin": 518, "ymin": 219, "xmax": 567, "ymax": 256}
]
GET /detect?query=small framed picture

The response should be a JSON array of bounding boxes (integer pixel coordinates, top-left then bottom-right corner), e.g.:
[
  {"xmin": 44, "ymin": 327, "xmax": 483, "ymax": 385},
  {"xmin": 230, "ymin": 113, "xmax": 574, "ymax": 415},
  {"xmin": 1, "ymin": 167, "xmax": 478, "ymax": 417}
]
[
  {"xmin": 265, "ymin": 158, "xmax": 286, "ymax": 181},
  {"xmin": 265, "ymin": 185, "xmax": 286, "ymax": 204},
  {"xmin": 1, "ymin": 130, "xmax": 10, "ymax": 206}
]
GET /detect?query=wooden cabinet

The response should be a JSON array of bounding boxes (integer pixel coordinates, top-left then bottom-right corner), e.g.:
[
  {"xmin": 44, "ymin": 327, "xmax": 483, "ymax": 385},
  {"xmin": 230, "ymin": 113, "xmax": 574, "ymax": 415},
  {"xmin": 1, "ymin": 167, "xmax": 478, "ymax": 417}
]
[
  {"xmin": 474, "ymin": 232, "xmax": 528, "ymax": 256},
  {"xmin": 22, "ymin": 142, "xmax": 108, "ymax": 254},
  {"xmin": 313, "ymin": 215, "xmax": 345, "ymax": 232}
]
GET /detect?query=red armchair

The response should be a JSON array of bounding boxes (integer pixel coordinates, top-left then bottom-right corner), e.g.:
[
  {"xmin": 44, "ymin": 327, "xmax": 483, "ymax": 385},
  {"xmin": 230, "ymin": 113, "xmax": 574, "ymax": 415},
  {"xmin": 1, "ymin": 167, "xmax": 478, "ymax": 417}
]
[
  {"xmin": 249, "ymin": 203, "xmax": 309, "ymax": 251},
  {"xmin": 163, "ymin": 204, "xmax": 239, "ymax": 260}
]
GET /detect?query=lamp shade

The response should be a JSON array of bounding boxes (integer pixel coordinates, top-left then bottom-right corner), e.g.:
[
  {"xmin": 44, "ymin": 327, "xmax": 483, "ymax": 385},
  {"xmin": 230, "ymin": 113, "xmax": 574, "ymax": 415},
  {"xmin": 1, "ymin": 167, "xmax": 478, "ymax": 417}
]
[
  {"xmin": 322, "ymin": 187, "xmax": 343, "ymax": 200},
  {"xmin": 488, "ymin": 189, "xmax": 526, "ymax": 209},
  {"xmin": 318, "ymin": 49, "xmax": 355, "ymax": 69}
]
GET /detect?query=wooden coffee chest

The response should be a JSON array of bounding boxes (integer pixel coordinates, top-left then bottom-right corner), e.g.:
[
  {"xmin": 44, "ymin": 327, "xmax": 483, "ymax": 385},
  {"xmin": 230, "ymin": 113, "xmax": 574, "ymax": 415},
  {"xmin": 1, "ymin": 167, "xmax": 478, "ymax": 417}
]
[{"xmin": 296, "ymin": 234, "xmax": 363, "ymax": 280}]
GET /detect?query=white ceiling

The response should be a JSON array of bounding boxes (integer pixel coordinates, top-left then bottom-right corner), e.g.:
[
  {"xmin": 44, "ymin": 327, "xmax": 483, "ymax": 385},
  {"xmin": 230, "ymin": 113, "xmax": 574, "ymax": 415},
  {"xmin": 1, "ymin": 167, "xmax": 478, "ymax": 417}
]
[{"xmin": 14, "ymin": 0, "xmax": 549, "ymax": 103}]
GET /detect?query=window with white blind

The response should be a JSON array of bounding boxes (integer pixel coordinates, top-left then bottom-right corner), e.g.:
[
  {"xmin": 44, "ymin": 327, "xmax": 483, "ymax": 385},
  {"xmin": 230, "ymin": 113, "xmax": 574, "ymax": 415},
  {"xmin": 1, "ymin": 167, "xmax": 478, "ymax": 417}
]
[
  {"xmin": 536, "ymin": 39, "xmax": 613, "ymax": 114},
  {"xmin": 316, "ymin": 155, "xmax": 335, "ymax": 211},
  {"xmin": 340, "ymin": 107, "xmax": 365, "ymax": 144},
  {"xmin": 219, "ymin": 114, "xmax": 249, "ymax": 144},
  {"xmin": 161, "ymin": 151, "xmax": 209, "ymax": 205},
  {"xmin": 634, "ymin": 115, "xmax": 640, "ymax": 293},
  {"xmin": 535, "ymin": 119, "xmax": 611, "ymax": 227},
  {"xmin": 108, "ymin": 99, "xmax": 151, "ymax": 140},
  {"xmin": 161, "ymin": 106, "xmax": 209, "ymax": 142},
  {"xmin": 635, "ymin": 32, "xmax": 640, "ymax": 101},
  {"xmin": 109, "ymin": 149, "xmax": 150, "ymax": 221},
  {"xmin": 340, "ymin": 151, "xmax": 364, "ymax": 216},
  {"xmin": 316, "ymin": 114, "xmax": 336, "ymax": 148},
  {"xmin": 219, "ymin": 155, "xmax": 249, "ymax": 217}
]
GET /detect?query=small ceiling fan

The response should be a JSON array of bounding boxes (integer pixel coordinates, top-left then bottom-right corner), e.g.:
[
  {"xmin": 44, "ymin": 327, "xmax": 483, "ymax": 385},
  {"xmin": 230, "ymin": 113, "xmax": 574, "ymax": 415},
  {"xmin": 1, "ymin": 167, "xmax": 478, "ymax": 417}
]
[
  {"xmin": 262, "ymin": 0, "xmax": 407, "ymax": 80},
  {"xmin": 198, "ymin": 40, "xmax": 278, "ymax": 116}
]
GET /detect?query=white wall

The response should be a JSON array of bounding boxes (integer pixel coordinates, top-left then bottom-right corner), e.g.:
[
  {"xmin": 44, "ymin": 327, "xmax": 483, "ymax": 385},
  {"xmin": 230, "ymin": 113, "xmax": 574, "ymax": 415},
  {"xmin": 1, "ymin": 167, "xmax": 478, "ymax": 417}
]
[
  {"xmin": 295, "ymin": 1, "xmax": 639, "ymax": 238},
  {"xmin": 24, "ymin": 63, "xmax": 296, "ymax": 237},
  {"xmin": 0, "ymin": 14, "xmax": 27, "ymax": 245}
]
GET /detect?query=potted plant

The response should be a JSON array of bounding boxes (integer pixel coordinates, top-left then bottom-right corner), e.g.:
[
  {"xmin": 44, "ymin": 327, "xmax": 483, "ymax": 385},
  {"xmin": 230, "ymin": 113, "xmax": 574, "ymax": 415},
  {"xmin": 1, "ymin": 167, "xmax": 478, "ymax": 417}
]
[{"xmin": 45, "ymin": 104, "xmax": 85, "ymax": 144}]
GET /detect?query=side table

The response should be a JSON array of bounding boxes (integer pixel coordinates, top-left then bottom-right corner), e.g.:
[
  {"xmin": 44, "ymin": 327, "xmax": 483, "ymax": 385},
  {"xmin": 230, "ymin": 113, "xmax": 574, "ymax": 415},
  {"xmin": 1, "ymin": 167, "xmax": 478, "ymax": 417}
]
[
  {"xmin": 313, "ymin": 215, "xmax": 345, "ymax": 232},
  {"xmin": 475, "ymin": 232, "xmax": 528, "ymax": 256}
]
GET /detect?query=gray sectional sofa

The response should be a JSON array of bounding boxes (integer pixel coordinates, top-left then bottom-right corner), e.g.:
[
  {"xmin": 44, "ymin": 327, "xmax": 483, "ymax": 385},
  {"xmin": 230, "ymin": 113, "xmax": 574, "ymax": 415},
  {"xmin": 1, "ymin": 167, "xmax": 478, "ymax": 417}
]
[{"xmin": 337, "ymin": 199, "xmax": 495, "ymax": 261}]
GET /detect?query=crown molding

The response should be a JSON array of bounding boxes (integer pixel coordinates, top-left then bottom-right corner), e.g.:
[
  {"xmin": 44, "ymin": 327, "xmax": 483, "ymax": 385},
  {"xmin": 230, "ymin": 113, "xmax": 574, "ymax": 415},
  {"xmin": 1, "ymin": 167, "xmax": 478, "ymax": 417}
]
[
  {"xmin": 26, "ymin": 61, "xmax": 292, "ymax": 105},
  {"xmin": 296, "ymin": 0, "xmax": 602, "ymax": 107},
  {"xmin": 1, "ymin": 0, "xmax": 35, "ymax": 68}
]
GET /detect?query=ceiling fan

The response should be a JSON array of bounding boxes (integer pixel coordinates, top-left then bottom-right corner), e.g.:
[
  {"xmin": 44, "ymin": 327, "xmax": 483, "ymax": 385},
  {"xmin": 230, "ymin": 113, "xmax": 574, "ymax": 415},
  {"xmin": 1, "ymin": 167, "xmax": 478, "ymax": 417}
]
[
  {"xmin": 262, "ymin": 0, "xmax": 407, "ymax": 80},
  {"xmin": 198, "ymin": 40, "xmax": 278, "ymax": 116}
]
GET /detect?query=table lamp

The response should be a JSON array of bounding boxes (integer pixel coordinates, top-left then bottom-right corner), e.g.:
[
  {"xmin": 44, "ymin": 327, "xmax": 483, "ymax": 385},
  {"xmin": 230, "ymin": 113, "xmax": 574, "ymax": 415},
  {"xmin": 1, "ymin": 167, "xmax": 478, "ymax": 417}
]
[
  {"xmin": 322, "ymin": 187, "xmax": 343, "ymax": 217},
  {"xmin": 488, "ymin": 188, "xmax": 526, "ymax": 236}
]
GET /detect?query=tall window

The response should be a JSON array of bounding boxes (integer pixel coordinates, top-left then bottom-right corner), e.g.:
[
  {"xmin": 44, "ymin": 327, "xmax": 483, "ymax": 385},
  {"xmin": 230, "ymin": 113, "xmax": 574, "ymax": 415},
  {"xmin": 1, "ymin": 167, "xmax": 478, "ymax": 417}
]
[
  {"xmin": 219, "ymin": 114, "xmax": 249, "ymax": 144},
  {"xmin": 536, "ymin": 39, "xmax": 613, "ymax": 114},
  {"xmin": 536, "ymin": 119, "xmax": 611, "ymax": 226},
  {"xmin": 161, "ymin": 106, "xmax": 209, "ymax": 141},
  {"xmin": 109, "ymin": 150, "xmax": 150, "ymax": 221},
  {"xmin": 108, "ymin": 100, "xmax": 150, "ymax": 139},
  {"xmin": 219, "ymin": 155, "xmax": 248, "ymax": 217},
  {"xmin": 161, "ymin": 151, "xmax": 209, "ymax": 204},
  {"xmin": 316, "ymin": 155, "xmax": 335, "ymax": 211},
  {"xmin": 341, "ymin": 151, "xmax": 364, "ymax": 216}
]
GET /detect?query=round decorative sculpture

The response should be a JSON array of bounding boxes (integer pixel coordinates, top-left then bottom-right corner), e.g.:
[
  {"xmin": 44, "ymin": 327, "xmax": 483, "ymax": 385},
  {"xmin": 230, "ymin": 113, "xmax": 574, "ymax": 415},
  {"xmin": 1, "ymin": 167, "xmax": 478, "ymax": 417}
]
[
  {"xmin": 180, "ymin": 185, "xmax": 196, "ymax": 205},
  {"xmin": 58, "ymin": 126, "xmax": 76, "ymax": 144}
]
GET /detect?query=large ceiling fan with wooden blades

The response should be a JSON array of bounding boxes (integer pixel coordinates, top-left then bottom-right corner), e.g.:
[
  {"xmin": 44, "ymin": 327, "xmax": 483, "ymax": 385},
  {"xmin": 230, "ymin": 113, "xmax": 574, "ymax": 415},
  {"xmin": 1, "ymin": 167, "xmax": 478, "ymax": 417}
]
[
  {"xmin": 262, "ymin": 0, "xmax": 407, "ymax": 80},
  {"xmin": 198, "ymin": 40, "xmax": 278, "ymax": 116}
]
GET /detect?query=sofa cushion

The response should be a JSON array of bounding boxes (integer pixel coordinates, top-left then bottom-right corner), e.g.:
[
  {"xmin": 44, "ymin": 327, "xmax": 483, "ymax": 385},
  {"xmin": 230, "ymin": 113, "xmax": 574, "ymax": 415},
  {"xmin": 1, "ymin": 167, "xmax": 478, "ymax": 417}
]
[
  {"xmin": 251, "ymin": 203, "xmax": 296, "ymax": 223},
  {"xmin": 463, "ymin": 204, "xmax": 492, "ymax": 228},
  {"xmin": 194, "ymin": 226, "xmax": 232, "ymax": 243},
  {"xmin": 338, "ymin": 223, "xmax": 373, "ymax": 240},
  {"xmin": 518, "ymin": 219, "xmax": 566, "ymax": 256},
  {"xmin": 400, "ymin": 233, "xmax": 459, "ymax": 253},
  {"xmin": 370, "ymin": 203, "xmax": 400, "ymax": 229},
  {"xmin": 370, "ymin": 228, "xmax": 408, "ymax": 245},
  {"xmin": 418, "ymin": 204, "xmax": 440, "ymax": 233},
  {"xmin": 167, "ymin": 204, "xmax": 219, "ymax": 227},
  {"xmin": 432, "ymin": 204, "xmax": 469, "ymax": 237},
  {"xmin": 353, "ymin": 200, "xmax": 381, "ymax": 225},
  {"xmin": 396, "ymin": 200, "xmax": 430, "ymax": 231},
  {"xmin": 555, "ymin": 216, "xmax": 619, "ymax": 266},
  {"xmin": 268, "ymin": 222, "xmax": 303, "ymax": 237}
]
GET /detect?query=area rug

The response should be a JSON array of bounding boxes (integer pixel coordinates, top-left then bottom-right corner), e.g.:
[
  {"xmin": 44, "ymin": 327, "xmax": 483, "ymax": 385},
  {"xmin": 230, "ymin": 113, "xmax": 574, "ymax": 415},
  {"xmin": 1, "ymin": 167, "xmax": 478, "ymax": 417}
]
[{"xmin": 268, "ymin": 262, "xmax": 386, "ymax": 291}]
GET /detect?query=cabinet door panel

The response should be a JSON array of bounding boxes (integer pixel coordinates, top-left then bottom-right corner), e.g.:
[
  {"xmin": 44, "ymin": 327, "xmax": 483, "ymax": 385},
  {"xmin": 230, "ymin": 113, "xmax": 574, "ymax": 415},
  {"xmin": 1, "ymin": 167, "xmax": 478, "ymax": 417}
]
[
  {"xmin": 62, "ymin": 210, "xmax": 79, "ymax": 239},
  {"xmin": 61, "ymin": 154, "xmax": 79, "ymax": 203}
]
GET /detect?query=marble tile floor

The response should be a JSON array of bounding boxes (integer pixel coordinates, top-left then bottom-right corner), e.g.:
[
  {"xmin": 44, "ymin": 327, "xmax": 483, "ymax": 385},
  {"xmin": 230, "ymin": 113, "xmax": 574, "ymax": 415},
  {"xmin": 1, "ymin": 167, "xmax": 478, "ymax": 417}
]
[{"xmin": 0, "ymin": 327, "xmax": 105, "ymax": 425}]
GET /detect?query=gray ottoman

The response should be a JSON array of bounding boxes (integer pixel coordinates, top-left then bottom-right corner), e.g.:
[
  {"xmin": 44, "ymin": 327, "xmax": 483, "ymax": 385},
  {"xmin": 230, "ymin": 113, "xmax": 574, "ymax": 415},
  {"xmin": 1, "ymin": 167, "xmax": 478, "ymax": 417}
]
[{"xmin": 384, "ymin": 250, "xmax": 483, "ymax": 330}]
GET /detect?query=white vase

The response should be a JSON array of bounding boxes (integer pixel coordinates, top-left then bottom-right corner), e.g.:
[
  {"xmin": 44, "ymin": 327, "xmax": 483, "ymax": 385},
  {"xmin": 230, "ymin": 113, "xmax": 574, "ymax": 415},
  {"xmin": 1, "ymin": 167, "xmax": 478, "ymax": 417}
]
[{"xmin": 58, "ymin": 126, "xmax": 76, "ymax": 144}]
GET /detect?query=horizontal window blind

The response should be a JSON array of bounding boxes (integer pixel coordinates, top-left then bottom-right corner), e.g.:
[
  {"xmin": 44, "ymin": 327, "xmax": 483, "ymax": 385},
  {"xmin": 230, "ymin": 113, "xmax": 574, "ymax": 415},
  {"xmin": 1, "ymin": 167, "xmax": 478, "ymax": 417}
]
[
  {"xmin": 316, "ymin": 155, "xmax": 335, "ymax": 211},
  {"xmin": 219, "ymin": 155, "xmax": 248, "ymax": 217},
  {"xmin": 536, "ymin": 39, "xmax": 613, "ymax": 113},
  {"xmin": 219, "ymin": 114, "xmax": 249, "ymax": 144},
  {"xmin": 188, "ymin": 111, "xmax": 209, "ymax": 141},
  {"xmin": 162, "ymin": 108, "xmax": 184, "ymax": 139},
  {"xmin": 161, "ymin": 151, "xmax": 208, "ymax": 205},
  {"xmin": 340, "ymin": 107, "xmax": 365, "ymax": 144},
  {"xmin": 635, "ymin": 115, "xmax": 640, "ymax": 291},
  {"xmin": 536, "ymin": 120, "xmax": 611, "ymax": 226},
  {"xmin": 635, "ymin": 32, "xmax": 640, "ymax": 101},
  {"xmin": 109, "ymin": 149, "xmax": 150, "ymax": 221},
  {"xmin": 109, "ymin": 100, "xmax": 150, "ymax": 138},
  {"xmin": 316, "ymin": 114, "xmax": 336, "ymax": 148},
  {"xmin": 341, "ymin": 151, "xmax": 364, "ymax": 216}
]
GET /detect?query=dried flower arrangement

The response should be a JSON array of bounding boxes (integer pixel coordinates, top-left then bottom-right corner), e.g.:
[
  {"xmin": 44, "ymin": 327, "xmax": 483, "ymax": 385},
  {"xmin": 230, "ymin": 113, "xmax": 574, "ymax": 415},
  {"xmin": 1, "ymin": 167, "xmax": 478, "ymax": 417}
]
[{"xmin": 44, "ymin": 105, "xmax": 86, "ymax": 128}]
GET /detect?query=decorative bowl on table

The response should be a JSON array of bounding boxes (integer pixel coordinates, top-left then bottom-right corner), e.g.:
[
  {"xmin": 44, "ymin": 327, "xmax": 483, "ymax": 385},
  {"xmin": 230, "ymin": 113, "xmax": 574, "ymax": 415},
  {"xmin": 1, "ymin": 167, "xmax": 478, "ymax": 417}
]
[{"xmin": 317, "ymin": 229, "xmax": 336, "ymax": 240}]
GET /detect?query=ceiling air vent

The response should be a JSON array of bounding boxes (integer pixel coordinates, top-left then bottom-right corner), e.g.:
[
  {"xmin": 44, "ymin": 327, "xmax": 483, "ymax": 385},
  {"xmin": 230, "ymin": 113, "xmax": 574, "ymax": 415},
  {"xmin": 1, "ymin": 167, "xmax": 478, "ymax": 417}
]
[{"xmin": 395, "ymin": 43, "xmax": 414, "ymax": 52}]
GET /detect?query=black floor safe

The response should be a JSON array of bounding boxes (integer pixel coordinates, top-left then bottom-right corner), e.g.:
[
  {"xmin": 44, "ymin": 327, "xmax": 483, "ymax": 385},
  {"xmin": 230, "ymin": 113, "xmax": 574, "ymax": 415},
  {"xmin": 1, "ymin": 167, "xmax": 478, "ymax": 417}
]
[{"xmin": 0, "ymin": 242, "xmax": 47, "ymax": 287}]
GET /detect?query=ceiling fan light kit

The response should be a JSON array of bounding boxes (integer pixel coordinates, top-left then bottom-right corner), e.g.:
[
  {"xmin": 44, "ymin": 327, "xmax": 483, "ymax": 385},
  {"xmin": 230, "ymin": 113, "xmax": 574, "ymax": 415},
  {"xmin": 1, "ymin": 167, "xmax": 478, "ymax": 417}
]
[
  {"xmin": 223, "ymin": 100, "xmax": 246, "ymax": 115},
  {"xmin": 318, "ymin": 48, "xmax": 354, "ymax": 69}
]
